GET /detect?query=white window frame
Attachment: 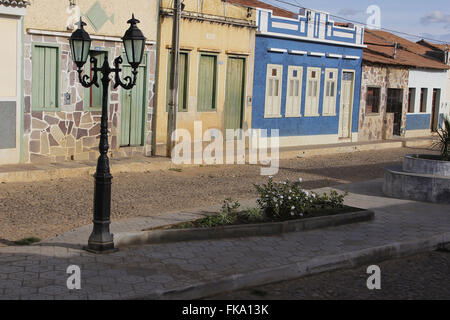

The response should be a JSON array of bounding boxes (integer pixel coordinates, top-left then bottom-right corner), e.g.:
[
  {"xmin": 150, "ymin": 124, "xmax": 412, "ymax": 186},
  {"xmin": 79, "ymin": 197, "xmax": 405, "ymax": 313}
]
[
  {"xmin": 305, "ymin": 67, "xmax": 321, "ymax": 117},
  {"xmin": 322, "ymin": 68, "xmax": 338, "ymax": 116},
  {"xmin": 264, "ymin": 64, "xmax": 283, "ymax": 118},
  {"xmin": 285, "ymin": 66, "xmax": 303, "ymax": 117}
]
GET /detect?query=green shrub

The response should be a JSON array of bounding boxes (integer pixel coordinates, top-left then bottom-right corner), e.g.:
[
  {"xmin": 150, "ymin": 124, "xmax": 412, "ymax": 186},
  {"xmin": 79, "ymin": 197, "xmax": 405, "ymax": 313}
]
[
  {"xmin": 221, "ymin": 198, "xmax": 240, "ymax": 215},
  {"xmin": 240, "ymin": 207, "xmax": 264, "ymax": 223},
  {"xmin": 254, "ymin": 177, "xmax": 346, "ymax": 221},
  {"xmin": 433, "ymin": 116, "xmax": 450, "ymax": 161}
]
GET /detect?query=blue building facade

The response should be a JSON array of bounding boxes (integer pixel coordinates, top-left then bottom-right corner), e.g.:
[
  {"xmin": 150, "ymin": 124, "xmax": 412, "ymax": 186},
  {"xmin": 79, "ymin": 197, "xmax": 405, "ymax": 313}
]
[{"xmin": 251, "ymin": 7, "xmax": 365, "ymax": 147}]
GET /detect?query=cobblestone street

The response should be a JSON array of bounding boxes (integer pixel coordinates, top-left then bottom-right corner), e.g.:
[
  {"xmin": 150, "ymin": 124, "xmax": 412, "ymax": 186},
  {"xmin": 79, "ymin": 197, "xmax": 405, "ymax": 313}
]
[
  {"xmin": 0, "ymin": 147, "xmax": 434, "ymax": 243},
  {"xmin": 208, "ymin": 251, "xmax": 450, "ymax": 300}
]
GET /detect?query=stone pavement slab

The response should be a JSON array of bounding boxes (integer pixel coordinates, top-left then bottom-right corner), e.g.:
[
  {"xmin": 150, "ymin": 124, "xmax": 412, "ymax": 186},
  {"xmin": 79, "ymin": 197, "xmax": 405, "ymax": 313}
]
[{"xmin": 0, "ymin": 179, "xmax": 449, "ymax": 300}]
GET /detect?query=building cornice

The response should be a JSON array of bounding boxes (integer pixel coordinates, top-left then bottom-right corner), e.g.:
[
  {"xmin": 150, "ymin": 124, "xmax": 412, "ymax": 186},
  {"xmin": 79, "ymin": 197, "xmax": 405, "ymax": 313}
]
[{"xmin": 160, "ymin": 8, "xmax": 257, "ymax": 29}]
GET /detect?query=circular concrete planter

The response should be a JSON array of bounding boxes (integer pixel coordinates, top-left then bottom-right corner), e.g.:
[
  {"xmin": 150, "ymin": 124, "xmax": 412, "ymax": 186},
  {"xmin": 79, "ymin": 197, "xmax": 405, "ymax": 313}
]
[
  {"xmin": 384, "ymin": 154, "xmax": 450, "ymax": 204},
  {"xmin": 403, "ymin": 154, "xmax": 450, "ymax": 177}
]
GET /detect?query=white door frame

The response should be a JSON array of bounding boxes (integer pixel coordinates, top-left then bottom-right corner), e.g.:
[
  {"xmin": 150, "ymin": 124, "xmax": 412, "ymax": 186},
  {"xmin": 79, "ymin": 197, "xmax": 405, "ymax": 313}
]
[
  {"xmin": 338, "ymin": 69, "xmax": 355, "ymax": 139},
  {"xmin": 0, "ymin": 10, "xmax": 25, "ymax": 164}
]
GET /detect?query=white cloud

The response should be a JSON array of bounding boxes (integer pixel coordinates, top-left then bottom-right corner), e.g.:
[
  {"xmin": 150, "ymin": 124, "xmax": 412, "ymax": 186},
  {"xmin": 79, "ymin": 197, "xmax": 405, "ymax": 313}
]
[{"xmin": 421, "ymin": 11, "xmax": 450, "ymax": 29}]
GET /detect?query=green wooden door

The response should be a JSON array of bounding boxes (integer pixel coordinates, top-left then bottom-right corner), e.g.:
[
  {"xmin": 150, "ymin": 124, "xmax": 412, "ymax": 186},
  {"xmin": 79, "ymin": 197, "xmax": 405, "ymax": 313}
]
[
  {"xmin": 197, "ymin": 55, "xmax": 217, "ymax": 111},
  {"xmin": 224, "ymin": 57, "xmax": 245, "ymax": 130},
  {"xmin": 120, "ymin": 65, "xmax": 146, "ymax": 146}
]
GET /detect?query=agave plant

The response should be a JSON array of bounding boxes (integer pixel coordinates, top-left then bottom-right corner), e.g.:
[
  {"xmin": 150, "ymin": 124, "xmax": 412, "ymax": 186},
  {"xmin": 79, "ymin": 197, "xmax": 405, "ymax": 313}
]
[{"xmin": 433, "ymin": 116, "xmax": 450, "ymax": 161}]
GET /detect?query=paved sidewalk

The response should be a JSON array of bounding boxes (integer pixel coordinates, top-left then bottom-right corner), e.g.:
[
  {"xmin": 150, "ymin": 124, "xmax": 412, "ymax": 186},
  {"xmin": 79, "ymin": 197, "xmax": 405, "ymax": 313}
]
[{"xmin": 0, "ymin": 179, "xmax": 449, "ymax": 300}]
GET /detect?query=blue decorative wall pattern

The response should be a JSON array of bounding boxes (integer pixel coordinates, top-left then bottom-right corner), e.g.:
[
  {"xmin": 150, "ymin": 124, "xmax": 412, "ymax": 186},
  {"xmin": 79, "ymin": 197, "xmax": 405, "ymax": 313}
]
[{"xmin": 252, "ymin": 7, "xmax": 364, "ymax": 139}]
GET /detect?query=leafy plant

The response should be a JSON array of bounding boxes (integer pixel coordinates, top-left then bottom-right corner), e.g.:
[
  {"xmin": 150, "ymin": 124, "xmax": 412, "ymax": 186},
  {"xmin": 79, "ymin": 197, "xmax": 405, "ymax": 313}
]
[
  {"xmin": 433, "ymin": 116, "xmax": 450, "ymax": 161},
  {"xmin": 14, "ymin": 237, "xmax": 41, "ymax": 246},
  {"xmin": 254, "ymin": 177, "xmax": 347, "ymax": 221},
  {"xmin": 240, "ymin": 207, "xmax": 264, "ymax": 223},
  {"xmin": 221, "ymin": 198, "xmax": 240, "ymax": 215}
]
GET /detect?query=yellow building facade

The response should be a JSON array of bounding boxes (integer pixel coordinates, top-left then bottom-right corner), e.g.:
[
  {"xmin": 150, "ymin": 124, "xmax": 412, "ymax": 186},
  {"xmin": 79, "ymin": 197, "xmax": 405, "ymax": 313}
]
[{"xmin": 154, "ymin": 0, "xmax": 256, "ymax": 156}]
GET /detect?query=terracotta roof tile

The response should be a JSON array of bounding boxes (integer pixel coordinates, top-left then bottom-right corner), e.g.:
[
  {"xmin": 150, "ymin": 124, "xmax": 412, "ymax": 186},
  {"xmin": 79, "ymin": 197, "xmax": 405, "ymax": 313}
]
[
  {"xmin": 363, "ymin": 30, "xmax": 449, "ymax": 70},
  {"xmin": 417, "ymin": 39, "xmax": 449, "ymax": 52}
]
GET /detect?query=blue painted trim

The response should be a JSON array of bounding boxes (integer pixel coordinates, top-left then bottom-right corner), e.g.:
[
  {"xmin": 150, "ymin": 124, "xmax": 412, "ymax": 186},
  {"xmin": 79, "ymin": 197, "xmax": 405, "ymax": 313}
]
[{"xmin": 406, "ymin": 113, "xmax": 431, "ymax": 130}]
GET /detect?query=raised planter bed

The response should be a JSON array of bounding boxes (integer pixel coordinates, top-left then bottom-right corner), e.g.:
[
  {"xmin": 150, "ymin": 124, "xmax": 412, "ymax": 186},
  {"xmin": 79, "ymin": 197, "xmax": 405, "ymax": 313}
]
[{"xmin": 114, "ymin": 209, "xmax": 374, "ymax": 247}]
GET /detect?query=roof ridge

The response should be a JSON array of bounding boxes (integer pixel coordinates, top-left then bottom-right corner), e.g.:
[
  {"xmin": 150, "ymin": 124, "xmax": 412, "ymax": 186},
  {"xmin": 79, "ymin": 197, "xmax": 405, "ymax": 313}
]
[{"xmin": 364, "ymin": 29, "xmax": 449, "ymax": 69}]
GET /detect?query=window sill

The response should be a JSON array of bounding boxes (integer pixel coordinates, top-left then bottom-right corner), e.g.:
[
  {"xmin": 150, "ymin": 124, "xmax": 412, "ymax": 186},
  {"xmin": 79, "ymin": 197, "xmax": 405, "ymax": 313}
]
[
  {"xmin": 32, "ymin": 107, "xmax": 59, "ymax": 112},
  {"xmin": 303, "ymin": 113, "xmax": 320, "ymax": 117},
  {"xmin": 322, "ymin": 113, "xmax": 337, "ymax": 117},
  {"xmin": 365, "ymin": 112, "xmax": 381, "ymax": 116},
  {"xmin": 264, "ymin": 114, "xmax": 282, "ymax": 119},
  {"xmin": 285, "ymin": 114, "xmax": 302, "ymax": 118}
]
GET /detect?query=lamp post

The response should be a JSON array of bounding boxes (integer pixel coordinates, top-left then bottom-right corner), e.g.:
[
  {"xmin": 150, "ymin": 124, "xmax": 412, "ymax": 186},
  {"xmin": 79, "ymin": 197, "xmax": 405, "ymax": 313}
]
[{"xmin": 69, "ymin": 15, "xmax": 146, "ymax": 253}]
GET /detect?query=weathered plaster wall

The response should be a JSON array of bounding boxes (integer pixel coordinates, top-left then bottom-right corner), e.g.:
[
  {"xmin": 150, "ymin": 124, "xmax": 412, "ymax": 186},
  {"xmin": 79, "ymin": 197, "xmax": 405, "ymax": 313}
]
[
  {"xmin": 24, "ymin": 0, "xmax": 157, "ymax": 41},
  {"xmin": 161, "ymin": 0, "xmax": 251, "ymax": 21},
  {"xmin": 407, "ymin": 69, "xmax": 447, "ymax": 133},
  {"xmin": 359, "ymin": 64, "xmax": 409, "ymax": 141}
]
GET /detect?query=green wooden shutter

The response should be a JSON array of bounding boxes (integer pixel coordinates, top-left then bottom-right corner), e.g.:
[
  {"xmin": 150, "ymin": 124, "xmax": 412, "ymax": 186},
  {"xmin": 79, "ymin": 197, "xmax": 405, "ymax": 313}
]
[
  {"xmin": 197, "ymin": 55, "xmax": 216, "ymax": 111},
  {"xmin": 86, "ymin": 51, "xmax": 107, "ymax": 109},
  {"xmin": 32, "ymin": 45, "xmax": 59, "ymax": 110},
  {"xmin": 120, "ymin": 64, "xmax": 146, "ymax": 147},
  {"xmin": 178, "ymin": 53, "xmax": 187, "ymax": 111},
  {"xmin": 130, "ymin": 65, "xmax": 145, "ymax": 145},
  {"xmin": 32, "ymin": 46, "xmax": 44, "ymax": 109},
  {"xmin": 120, "ymin": 66, "xmax": 132, "ymax": 146},
  {"xmin": 166, "ymin": 52, "xmax": 188, "ymax": 112},
  {"xmin": 224, "ymin": 57, "xmax": 245, "ymax": 130}
]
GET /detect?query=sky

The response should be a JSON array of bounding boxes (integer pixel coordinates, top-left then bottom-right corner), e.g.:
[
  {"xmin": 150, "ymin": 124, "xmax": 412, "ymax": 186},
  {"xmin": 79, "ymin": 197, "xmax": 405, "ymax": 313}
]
[{"xmin": 260, "ymin": 0, "xmax": 450, "ymax": 43}]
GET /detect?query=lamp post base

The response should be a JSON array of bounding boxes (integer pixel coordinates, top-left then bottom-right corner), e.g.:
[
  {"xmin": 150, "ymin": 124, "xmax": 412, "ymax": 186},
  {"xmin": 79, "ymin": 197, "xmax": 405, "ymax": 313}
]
[
  {"xmin": 85, "ymin": 238, "xmax": 117, "ymax": 254},
  {"xmin": 86, "ymin": 221, "xmax": 116, "ymax": 253},
  {"xmin": 84, "ymin": 245, "xmax": 118, "ymax": 254}
]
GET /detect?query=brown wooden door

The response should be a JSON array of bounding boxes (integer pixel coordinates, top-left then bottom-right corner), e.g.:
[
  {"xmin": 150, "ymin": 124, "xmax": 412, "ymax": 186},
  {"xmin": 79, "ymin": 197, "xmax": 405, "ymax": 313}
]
[
  {"xmin": 431, "ymin": 89, "xmax": 440, "ymax": 132},
  {"xmin": 387, "ymin": 89, "xmax": 403, "ymax": 136}
]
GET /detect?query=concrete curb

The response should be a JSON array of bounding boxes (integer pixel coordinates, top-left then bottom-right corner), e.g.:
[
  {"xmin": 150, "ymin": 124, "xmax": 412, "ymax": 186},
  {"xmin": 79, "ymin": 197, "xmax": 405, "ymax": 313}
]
[
  {"xmin": 114, "ymin": 210, "xmax": 374, "ymax": 247},
  {"xmin": 131, "ymin": 232, "xmax": 450, "ymax": 300}
]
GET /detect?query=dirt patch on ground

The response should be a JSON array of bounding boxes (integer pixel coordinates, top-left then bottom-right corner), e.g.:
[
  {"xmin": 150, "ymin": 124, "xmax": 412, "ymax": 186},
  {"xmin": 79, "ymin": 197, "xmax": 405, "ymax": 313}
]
[{"xmin": 0, "ymin": 147, "xmax": 435, "ymax": 243}]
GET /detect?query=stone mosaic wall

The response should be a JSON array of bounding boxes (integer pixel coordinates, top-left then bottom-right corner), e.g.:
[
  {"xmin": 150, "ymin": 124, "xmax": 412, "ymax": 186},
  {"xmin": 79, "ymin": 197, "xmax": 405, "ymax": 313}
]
[
  {"xmin": 23, "ymin": 33, "xmax": 156, "ymax": 163},
  {"xmin": 358, "ymin": 64, "xmax": 409, "ymax": 141}
]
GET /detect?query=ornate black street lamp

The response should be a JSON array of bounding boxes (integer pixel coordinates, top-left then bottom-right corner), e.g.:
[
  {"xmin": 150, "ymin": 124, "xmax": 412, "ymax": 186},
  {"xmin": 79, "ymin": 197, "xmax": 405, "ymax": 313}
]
[{"xmin": 69, "ymin": 15, "xmax": 146, "ymax": 253}]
